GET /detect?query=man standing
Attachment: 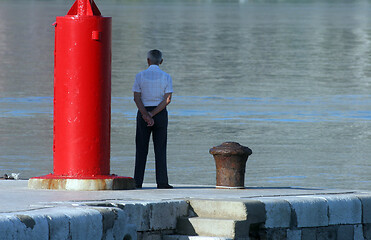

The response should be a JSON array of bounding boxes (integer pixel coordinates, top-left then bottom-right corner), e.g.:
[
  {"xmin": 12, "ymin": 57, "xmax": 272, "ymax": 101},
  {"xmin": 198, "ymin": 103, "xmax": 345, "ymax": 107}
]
[{"xmin": 132, "ymin": 49, "xmax": 173, "ymax": 189}]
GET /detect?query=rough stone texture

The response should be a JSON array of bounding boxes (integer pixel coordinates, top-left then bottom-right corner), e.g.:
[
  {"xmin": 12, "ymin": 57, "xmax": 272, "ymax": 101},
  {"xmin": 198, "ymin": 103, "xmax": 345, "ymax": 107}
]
[
  {"xmin": 150, "ymin": 201, "xmax": 189, "ymax": 230},
  {"xmin": 93, "ymin": 207, "xmax": 137, "ymax": 240},
  {"xmin": 286, "ymin": 229, "xmax": 301, "ymax": 240},
  {"xmin": 0, "ymin": 211, "xmax": 49, "ymax": 240},
  {"xmin": 316, "ymin": 226, "xmax": 337, "ymax": 240},
  {"xmin": 0, "ymin": 206, "xmax": 138, "ymax": 240},
  {"xmin": 336, "ymin": 225, "xmax": 354, "ymax": 240},
  {"xmin": 262, "ymin": 228, "xmax": 287, "ymax": 239},
  {"xmin": 164, "ymin": 236, "xmax": 239, "ymax": 240},
  {"xmin": 139, "ymin": 229, "xmax": 174, "ymax": 240},
  {"xmin": 176, "ymin": 217, "xmax": 249, "ymax": 238},
  {"xmin": 118, "ymin": 202, "xmax": 151, "ymax": 231},
  {"xmin": 0, "ymin": 217, "xmax": 16, "ymax": 239},
  {"xmin": 357, "ymin": 195, "xmax": 371, "ymax": 224},
  {"xmin": 0, "ymin": 215, "xmax": 47, "ymax": 240},
  {"xmin": 244, "ymin": 200, "xmax": 266, "ymax": 224},
  {"xmin": 283, "ymin": 196, "xmax": 328, "ymax": 228},
  {"xmin": 150, "ymin": 202, "xmax": 177, "ymax": 230},
  {"xmin": 118, "ymin": 200, "xmax": 188, "ymax": 232},
  {"xmin": 3, "ymin": 181, "xmax": 371, "ymax": 240},
  {"xmin": 301, "ymin": 228, "xmax": 316, "ymax": 240},
  {"xmin": 64, "ymin": 207, "xmax": 103, "ymax": 239},
  {"xmin": 322, "ymin": 195, "xmax": 362, "ymax": 225},
  {"xmin": 256, "ymin": 197, "xmax": 291, "ymax": 228},
  {"xmin": 188, "ymin": 199, "xmax": 249, "ymax": 220},
  {"xmin": 354, "ymin": 225, "xmax": 364, "ymax": 240},
  {"xmin": 364, "ymin": 223, "xmax": 371, "ymax": 240},
  {"xmin": 46, "ymin": 208, "xmax": 74, "ymax": 240},
  {"xmin": 137, "ymin": 231, "xmax": 163, "ymax": 240}
]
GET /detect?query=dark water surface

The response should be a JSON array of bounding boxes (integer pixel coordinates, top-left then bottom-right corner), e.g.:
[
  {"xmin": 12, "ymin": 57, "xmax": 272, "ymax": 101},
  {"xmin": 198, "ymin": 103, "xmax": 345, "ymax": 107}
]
[{"xmin": 0, "ymin": 0, "xmax": 370, "ymax": 190}]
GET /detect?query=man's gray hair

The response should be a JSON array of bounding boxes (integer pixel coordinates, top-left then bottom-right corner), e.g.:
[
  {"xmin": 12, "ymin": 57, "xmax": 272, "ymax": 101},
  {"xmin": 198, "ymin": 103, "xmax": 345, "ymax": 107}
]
[{"xmin": 147, "ymin": 49, "xmax": 163, "ymax": 65}]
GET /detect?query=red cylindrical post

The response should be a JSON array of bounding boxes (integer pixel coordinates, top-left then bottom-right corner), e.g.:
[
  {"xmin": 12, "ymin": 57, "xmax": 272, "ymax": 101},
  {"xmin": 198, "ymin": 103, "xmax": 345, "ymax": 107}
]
[
  {"xmin": 28, "ymin": 0, "xmax": 135, "ymax": 190},
  {"xmin": 53, "ymin": 0, "xmax": 111, "ymax": 177}
]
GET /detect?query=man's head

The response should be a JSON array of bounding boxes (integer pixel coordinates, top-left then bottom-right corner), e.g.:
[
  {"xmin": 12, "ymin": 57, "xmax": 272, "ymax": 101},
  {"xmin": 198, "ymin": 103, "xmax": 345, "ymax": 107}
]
[{"xmin": 147, "ymin": 49, "xmax": 163, "ymax": 66}]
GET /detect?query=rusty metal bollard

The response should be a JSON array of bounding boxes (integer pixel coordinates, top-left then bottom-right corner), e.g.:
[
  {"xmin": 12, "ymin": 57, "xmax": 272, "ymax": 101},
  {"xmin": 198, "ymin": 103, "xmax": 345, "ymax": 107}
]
[{"xmin": 209, "ymin": 142, "xmax": 252, "ymax": 189}]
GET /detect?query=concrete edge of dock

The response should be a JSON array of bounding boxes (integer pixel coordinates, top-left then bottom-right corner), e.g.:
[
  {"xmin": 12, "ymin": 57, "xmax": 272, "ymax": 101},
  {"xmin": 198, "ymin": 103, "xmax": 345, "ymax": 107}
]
[{"xmin": 0, "ymin": 181, "xmax": 370, "ymax": 239}]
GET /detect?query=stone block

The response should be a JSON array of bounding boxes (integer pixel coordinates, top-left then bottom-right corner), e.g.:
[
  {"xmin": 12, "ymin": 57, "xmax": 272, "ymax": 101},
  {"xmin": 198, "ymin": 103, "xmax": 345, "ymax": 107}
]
[
  {"xmin": 64, "ymin": 207, "xmax": 103, "ymax": 239},
  {"xmin": 176, "ymin": 217, "xmax": 197, "ymax": 236},
  {"xmin": 0, "ymin": 216, "xmax": 17, "ymax": 239},
  {"xmin": 244, "ymin": 200, "xmax": 266, "ymax": 224},
  {"xmin": 93, "ymin": 207, "xmax": 137, "ymax": 240},
  {"xmin": 357, "ymin": 195, "xmax": 371, "ymax": 224},
  {"xmin": 150, "ymin": 201, "xmax": 189, "ymax": 230},
  {"xmin": 354, "ymin": 224, "xmax": 364, "ymax": 240},
  {"xmin": 286, "ymin": 229, "xmax": 301, "ymax": 240},
  {"xmin": 0, "ymin": 212, "xmax": 49, "ymax": 240},
  {"xmin": 45, "ymin": 208, "xmax": 71, "ymax": 240},
  {"xmin": 188, "ymin": 199, "xmax": 249, "ymax": 220},
  {"xmin": 263, "ymin": 228, "xmax": 287, "ymax": 239},
  {"xmin": 2, "ymin": 215, "xmax": 32, "ymax": 240},
  {"xmin": 301, "ymin": 228, "xmax": 316, "ymax": 240},
  {"xmin": 118, "ymin": 202, "xmax": 151, "ymax": 231},
  {"xmin": 150, "ymin": 202, "xmax": 175, "ymax": 230},
  {"xmin": 164, "ymin": 236, "xmax": 236, "ymax": 240},
  {"xmin": 316, "ymin": 226, "xmax": 336, "ymax": 240},
  {"xmin": 15, "ymin": 213, "xmax": 49, "ymax": 240},
  {"xmin": 176, "ymin": 217, "xmax": 249, "ymax": 238},
  {"xmin": 188, "ymin": 199, "xmax": 264, "ymax": 224},
  {"xmin": 283, "ymin": 196, "xmax": 328, "ymax": 228},
  {"xmin": 364, "ymin": 223, "xmax": 371, "ymax": 240},
  {"xmin": 115, "ymin": 211, "xmax": 138, "ymax": 240},
  {"xmin": 255, "ymin": 197, "xmax": 291, "ymax": 228},
  {"xmin": 322, "ymin": 195, "xmax": 362, "ymax": 225},
  {"xmin": 336, "ymin": 225, "xmax": 354, "ymax": 240},
  {"xmin": 118, "ymin": 200, "xmax": 188, "ymax": 232},
  {"xmin": 137, "ymin": 231, "xmax": 162, "ymax": 240}
]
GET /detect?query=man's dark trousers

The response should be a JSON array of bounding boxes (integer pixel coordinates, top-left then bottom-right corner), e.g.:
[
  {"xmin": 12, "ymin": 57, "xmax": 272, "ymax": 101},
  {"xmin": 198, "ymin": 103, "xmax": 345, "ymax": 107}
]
[{"xmin": 134, "ymin": 107, "xmax": 169, "ymax": 186}]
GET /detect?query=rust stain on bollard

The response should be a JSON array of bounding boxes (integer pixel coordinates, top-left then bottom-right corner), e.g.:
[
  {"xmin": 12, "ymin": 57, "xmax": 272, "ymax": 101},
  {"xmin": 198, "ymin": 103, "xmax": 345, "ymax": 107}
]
[{"xmin": 209, "ymin": 142, "xmax": 252, "ymax": 189}]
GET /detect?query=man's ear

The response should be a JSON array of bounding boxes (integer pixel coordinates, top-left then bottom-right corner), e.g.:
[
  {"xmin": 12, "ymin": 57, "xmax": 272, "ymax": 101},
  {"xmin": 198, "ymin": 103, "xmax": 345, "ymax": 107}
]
[
  {"xmin": 160, "ymin": 59, "xmax": 163, "ymax": 65},
  {"xmin": 147, "ymin": 58, "xmax": 151, "ymax": 66}
]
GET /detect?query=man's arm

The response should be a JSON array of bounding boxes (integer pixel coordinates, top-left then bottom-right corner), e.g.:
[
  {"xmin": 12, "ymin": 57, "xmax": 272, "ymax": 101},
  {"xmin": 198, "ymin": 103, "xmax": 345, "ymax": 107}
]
[
  {"xmin": 133, "ymin": 92, "xmax": 154, "ymax": 126},
  {"xmin": 149, "ymin": 93, "xmax": 172, "ymax": 117}
]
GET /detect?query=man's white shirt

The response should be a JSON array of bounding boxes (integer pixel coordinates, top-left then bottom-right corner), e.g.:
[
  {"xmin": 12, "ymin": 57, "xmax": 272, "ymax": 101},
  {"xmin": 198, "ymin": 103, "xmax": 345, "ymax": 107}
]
[{"xmin": 132, "ymin": 65, "xmax": 173, "ymax": 107}]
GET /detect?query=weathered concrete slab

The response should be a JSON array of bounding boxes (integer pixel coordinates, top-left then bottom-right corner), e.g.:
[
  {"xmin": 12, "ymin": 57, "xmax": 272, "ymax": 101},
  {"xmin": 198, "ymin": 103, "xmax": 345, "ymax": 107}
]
[
  {"xmin": 353, "ymin": 225, "xmax": 364, "ymax": 240},
  {"xmin": 286, "ymin": 229, "xmax": 301, "ymax": 240},
  {"xmin": 255, "ymin": 197, "xmax": 291, "ymax": 228},
  {"xmin": 0, "ymin": 206, "xmax": 137, "ymax": 240},
  {"xmin": 0, "ymin": 180, "xmax": 363, "ymax": 213},
  {"xmin": 357, "ymin": 195, "xmax": 371, "ymax": 223},
  {"xmin": 187, "ymin": 200, "xmax": 249, "ymax": 220},
  {"xmin": 177, "ymin": 217, "xmax": 249, "ymax": 238},
  {"xmin": 320, "ymin": 194, "xmax": 362, "ymax": 225},
  {"xmin": 281, "ymin": 196, "xmax": 328, "ymax": 228},
  {"xmin": 149, "ymin": 201, "xmax": 189, "ymax": 230},
  {"xmin": 164, "ymin": 236, "xmax": 238, "ymax": 240},
  {"xmin": 1, "ymin": 180, "xmax": 371, "ymax": 240},
  {"xmin": 336, "ymin": 225, "xmax": 354, "ymax": 240}
]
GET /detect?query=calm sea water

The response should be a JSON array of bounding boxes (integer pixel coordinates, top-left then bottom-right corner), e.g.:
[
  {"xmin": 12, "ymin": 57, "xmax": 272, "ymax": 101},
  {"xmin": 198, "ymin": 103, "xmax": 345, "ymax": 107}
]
[{"xmin": 0, "ymin": 0, "xmax": 370, "ymax": 190}]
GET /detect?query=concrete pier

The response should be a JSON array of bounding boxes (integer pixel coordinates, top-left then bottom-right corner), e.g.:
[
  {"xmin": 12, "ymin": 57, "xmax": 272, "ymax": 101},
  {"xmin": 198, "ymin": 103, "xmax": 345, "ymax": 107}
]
[{"xmin": 0, "ymin": 180, "xmax": 370, "ymax": 239}]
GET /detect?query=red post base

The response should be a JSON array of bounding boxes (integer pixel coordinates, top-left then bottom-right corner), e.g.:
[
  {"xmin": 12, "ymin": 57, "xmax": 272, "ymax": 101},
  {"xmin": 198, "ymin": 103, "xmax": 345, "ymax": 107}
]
[{"xmin": 28, "ymin": 174, "xmax": 135, "ymax": 191}]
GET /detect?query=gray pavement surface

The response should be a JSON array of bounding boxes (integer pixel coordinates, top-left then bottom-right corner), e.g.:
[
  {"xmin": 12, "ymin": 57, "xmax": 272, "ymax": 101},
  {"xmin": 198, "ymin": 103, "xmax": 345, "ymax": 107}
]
[{"xmin": 1, "ymin": 180, "xmax": 370, "ymax": 213}]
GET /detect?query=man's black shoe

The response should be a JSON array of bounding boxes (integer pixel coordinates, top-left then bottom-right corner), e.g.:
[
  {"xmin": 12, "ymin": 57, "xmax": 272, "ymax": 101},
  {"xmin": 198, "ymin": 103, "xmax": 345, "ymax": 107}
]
[
  {"xmin": 135, "ymin": 185, "xmax": 142, "ymax": 189},
  {"xmin": 157, "ymin": 184, "xmax": 173, "ymax": 189}
]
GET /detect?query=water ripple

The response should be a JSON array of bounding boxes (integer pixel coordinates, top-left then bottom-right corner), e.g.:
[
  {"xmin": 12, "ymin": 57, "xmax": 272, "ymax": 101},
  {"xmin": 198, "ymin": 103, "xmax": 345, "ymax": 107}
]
[{"xmin": 1, "ymin": 95, "xmax": 370, "ymax": 122}]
